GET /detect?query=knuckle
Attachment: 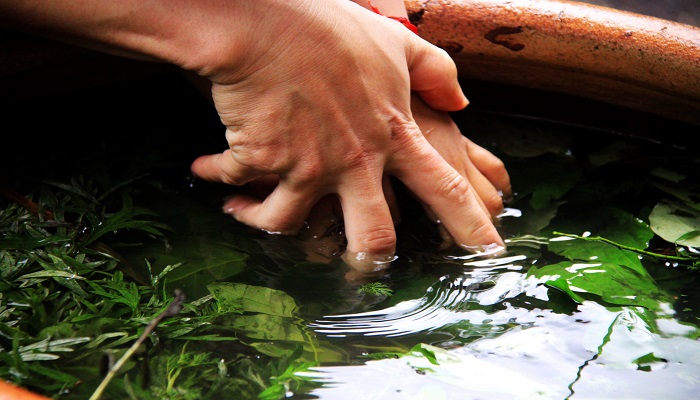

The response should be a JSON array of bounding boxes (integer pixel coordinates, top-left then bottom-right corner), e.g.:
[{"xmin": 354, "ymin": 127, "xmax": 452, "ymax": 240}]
[
  {"xmin": 435, "ymin": 171, "xmax": 469, "ymax": 203},
  {"xmin": 358, "ymin": 225, "xmax": 397, "ymax": 254},
  {"xmin": 486, "ymin": 157, "xmax": 507, "ymax": 173},
  {"xmin": 227, "ymin": 131, "xmax": 289, "ymax": 174},
  {"xmin": 342, "ymin": 147, "xmax": 378, "ymax": 171},
  {"xmin": 219, "ymin": 173, "xmax": 247, "ymax": 186},
  {"xmin": 494, "ymin": 158, "xmax": 506, "ymax": 171},
  {"xmin": 388, "ymin": 114, "xmax": 423, "ymax": 146},
  {"xmin": 293, "ymin": 159, "xmax": 326, "ymax": 185}
]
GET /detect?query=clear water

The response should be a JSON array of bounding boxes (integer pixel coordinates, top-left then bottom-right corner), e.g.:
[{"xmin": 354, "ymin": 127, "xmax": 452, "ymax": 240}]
[
  {"xmin": 127, "ymin": 109, "xmax": 700, "ymax": 399},
  {"xmin": 4, "ymin": 72, "xmax": 699, "ymax": 399}
]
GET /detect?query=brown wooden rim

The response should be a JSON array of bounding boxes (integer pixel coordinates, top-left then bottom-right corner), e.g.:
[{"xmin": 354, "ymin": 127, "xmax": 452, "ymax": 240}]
[{"xmin": 405, "ymin": 0, "xmax": 700, "ymax": 126}]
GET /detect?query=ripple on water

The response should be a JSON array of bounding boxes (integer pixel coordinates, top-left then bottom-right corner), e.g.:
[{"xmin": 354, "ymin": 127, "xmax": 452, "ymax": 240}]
[{"xmin": 309, "ymin": 254, "xmax": 536, "ymax": 338}]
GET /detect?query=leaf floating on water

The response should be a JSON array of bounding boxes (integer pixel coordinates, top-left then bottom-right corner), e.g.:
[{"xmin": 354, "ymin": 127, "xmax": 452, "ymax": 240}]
[
  {"xmin": 650, "ymin": 167, "xmax": 686, "ymax": 184},
  {"xmin": 409, "ymin": 343, "xmax": 440, "ymax": 366},
  {"xmin": 649, "ymin": 200, "xmax": 700, "ymax": 247},
  {"xmin": 528, "ymin": 261, "xmax": 670, "ymax": 310}
]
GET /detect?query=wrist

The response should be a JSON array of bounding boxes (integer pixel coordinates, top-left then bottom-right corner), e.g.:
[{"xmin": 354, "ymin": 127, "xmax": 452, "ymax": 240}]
[{"xmin": 367, "ymin": 1, "xmax": 418, "ymax": 35}]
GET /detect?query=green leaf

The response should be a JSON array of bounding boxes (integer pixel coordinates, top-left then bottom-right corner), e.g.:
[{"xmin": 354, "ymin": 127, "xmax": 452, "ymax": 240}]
[
  {"xmin": 550, "ymin": 206, "xmax": 654, "ymax": 250},
  {"xmin": 649, "ymin": 181, "xmax": 700, "ymax": 212},
  {"xmin": 650, "ymin": 167, "xmax": 686, "ymax": 184},
  {"xmin": 207, "ymin": 283, "xmax": 298, "ymax": 317},
  {"xmin": 506, "ymin": 157, "xmax": 582, "ymax": 210},
  {"xmin": 18, "ymin": 337, "xmax": 91, "ymax": 361},
  {"xmin": 0, "ymin": 236, "xmax": 72, "ymax": 251},
  {"xmin": 649, "ymin": 200, "xmax": 700, "ymax": 247},
  {"xmin": 528, "ymin": 261, "xmax": 669, "ymax": 310},
  {"xmin": 356, "ymin": 282, "xmax": 393, "ymax": 297},
  {"xmin": 410, "ymin": 343, "xmax": 440, "ymax": 365},
  {"xmin": 223, "ymin": 314, "xmax": 305, "ymax": 342},
  {"xmin": 26, "ymin": 363, "xmax": 81, "ymax": 382},
  {"xmin": 548, "ymin": 238, "xmax": 647, "ymax": 276},
  {"xmin": 587, "ymin": 140, "xmax": 645, "ymax": 167},
  {"xmin": 17, "ymin": 270, "xmax": 85, "ymax": 280}
]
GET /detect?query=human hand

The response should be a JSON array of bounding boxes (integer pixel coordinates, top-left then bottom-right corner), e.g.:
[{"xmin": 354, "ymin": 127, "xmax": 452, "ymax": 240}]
[
  {"xmin": 294, "ymin": 95, "xmax": 511, "ymax": 268},
  {"xmin": 189, "ymin": 0, "xmax": 504, "ymax": 272},
  {"xmin": 0, "ymin": 0, "xmax": 507, "ymax": 275},
  {"xmin": 211, "ymin": 95, "xmax": 512, "ymax": 275}
]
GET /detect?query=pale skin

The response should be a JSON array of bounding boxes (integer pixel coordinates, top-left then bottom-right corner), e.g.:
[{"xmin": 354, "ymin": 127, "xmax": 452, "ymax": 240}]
[{"xmin": 0, "ymin": 0, "xmax": 511, "ymax": 273}]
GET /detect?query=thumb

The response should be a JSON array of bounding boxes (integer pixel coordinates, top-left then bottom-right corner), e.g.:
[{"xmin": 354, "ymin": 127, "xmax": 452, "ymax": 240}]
[{"xmin": 408, "ymin": 40, "xmax": 468, "ymax": 112}]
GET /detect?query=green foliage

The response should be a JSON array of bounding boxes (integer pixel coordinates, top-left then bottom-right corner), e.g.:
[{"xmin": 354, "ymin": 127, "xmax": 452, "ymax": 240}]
[
  {"xmin": 3, "ymin": 109, "xmax": 700, "ymax": 399},
  {"xmin": 529, "ymin": 260, "xmax": 667, "ymax": 310},
  {"xmin": 356, "ymin": 282, "xmax": 394, "ymax": 297},
  {"xmin": 208, "ymin": 282, "xmax": 298, "ymax": 317},
  {"xmin": 649, "ymin": 200, "xmax": 700, "ymax": 247},
  {"xmin": 0, "ymin": 175, "xmax": 320, "ymax": 399}
]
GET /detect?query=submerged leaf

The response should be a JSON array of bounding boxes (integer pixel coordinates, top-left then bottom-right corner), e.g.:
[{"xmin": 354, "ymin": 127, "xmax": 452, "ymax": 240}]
[
  {"xmin": 357, "ymin": 282, "xmax": 394, "ymax": 297},
  {"xmin": 224, "ymin": 314, "xmax": 306, "ymax": 342},
  {"xmin": 207, "ymin": 282, "xmax": 298, "ymax": 317}
]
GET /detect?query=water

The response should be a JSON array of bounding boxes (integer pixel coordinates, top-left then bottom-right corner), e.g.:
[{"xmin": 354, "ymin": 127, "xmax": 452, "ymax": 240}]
[
  {"xmin": 133, "ymin": 108, "xmax": 700, "ymax": 399},
  {"xmin": 4, "ymin": 72, "xmax": 698, "ymax": 399}
]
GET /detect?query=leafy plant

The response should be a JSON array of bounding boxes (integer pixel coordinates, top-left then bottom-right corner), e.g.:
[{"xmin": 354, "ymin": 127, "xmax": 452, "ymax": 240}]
[
  {"xmin": 357, "ymin": 282, "xmax": 394, "ymax": 297},
  {"xmin": 0, "ymin": 172, "xmax": 321, "ymax": 399},
  {"xmin": 3, "ymin": 106, "xmax": 700, "ymax": 399}
]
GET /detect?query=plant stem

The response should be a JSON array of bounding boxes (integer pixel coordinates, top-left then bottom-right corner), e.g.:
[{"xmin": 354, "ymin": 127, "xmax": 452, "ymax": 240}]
[
  {"xmin": 553, "ymin": 231, "xmax": 695, "ymax": 261},
  {"xmin": 89, "ymin": 289, "xmax": 186, "ymax": 400}
]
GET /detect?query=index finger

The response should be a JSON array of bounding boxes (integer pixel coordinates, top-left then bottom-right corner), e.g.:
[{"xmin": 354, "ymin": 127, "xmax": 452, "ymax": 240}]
[{"xmin": 190, "ymin": 149, "xmax": 261, "ymax": 186}]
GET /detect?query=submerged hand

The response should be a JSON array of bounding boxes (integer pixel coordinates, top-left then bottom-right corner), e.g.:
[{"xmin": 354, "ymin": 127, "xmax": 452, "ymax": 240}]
[
  {"xmin": 218, "ymin": 94, "xmax": 512, "ymax": 275},
  {"xmin": 188, "ymin": 0, "xmax": 504, "ymax": 270},
  {"xmin": 0, "ymin": 0, "xmax": 508, "ymax": 275}
]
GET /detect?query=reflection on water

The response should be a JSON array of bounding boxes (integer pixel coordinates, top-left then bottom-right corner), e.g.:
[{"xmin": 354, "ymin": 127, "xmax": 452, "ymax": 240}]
[
  {"xmin": 269, "ymin": 112, "xmax": 700, "ymax": 398},
  {"xmin": 128, "ymin": 108, "xmax": 700, "ymax": 399},
  {"xmin": 303, "ymin": 302, "xmax": 700, "ymax": 399},
  {"xmin": 303, "ymin": 243, "xmax": 700, "ymax": 399},
  {"xmin": 310, "ymin": 254, "xmax": 530, "ymax": 338}
]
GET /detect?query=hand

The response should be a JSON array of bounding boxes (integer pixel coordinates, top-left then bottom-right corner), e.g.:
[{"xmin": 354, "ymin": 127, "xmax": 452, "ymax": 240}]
[
  {"xmin": 0, "ymin": 0, "xmax": 507, "ymax": 272},
  {"xmin": 190, "ymin": 0, "xmax": 504, "ymax": 271},
  {"xmin": 225, "ymin": 94, "xmax": 512, "ymax": 275}
]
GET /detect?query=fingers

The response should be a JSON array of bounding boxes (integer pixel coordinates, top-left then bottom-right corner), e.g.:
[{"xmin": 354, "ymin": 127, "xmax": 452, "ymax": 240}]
[
  {"xmin": 407, "ymin": 39, "xmax": 468, "ymax": 112},
  {"xmin": 466, "ymin": 139, "xmax": 513, "ymax": 202},
  {"xmin": 409, "ymin": 93, "xmax": 510, "ymax": 218},
  {"xmin": 458, "ymin": 150, "xmax": 506, "ymax": 218},
  {"xmin": 391, "ymin": 140, "xmax": 505, "ymax": 249},
  {"xmin": 191, "ymin": 150, "xmax": 260, "ymax": 186},
  {"xmin": 382, "ymin": 174, "xmax": 401, "ymax": 225},
  {"xmin": 221, "ymin": 182, "xmax": 318, "ymax": 235},
  {"xmin": 338, "ymin": 179, "xmax": 397, "ymax": 274}
]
